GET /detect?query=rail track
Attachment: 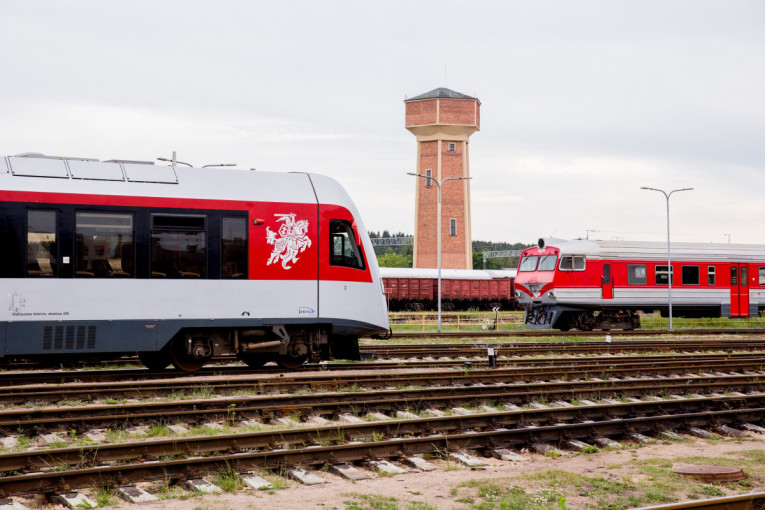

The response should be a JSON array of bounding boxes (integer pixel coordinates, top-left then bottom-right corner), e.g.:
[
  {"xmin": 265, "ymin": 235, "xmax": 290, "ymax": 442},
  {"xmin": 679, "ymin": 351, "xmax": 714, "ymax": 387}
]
[
  {"xmin": 390, "ymin": 328, "xmax": 765, "ymax": 338},
  {"xmin": 2, "ymin": 338, "xmax": 765, "ymax": 505},
  {"xmin": 1, "ymin": 392, "xmax": 764, "ymax": 495},
  {"xmin": 2, "ymin": 352, "xmax": 765, "ymax": 403}
]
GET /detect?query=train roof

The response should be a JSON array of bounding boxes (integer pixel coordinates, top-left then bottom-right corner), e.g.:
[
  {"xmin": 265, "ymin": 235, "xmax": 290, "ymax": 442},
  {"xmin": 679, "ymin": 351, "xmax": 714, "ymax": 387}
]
[
  {"xmin": 0, "ymin": 154, "xmax": 351, "ymax": 206},
  {"xmin": 537, "ymin": 237, "xmax": 765, "ymax": 262},
  {"xmin": 379, "ymin": 267, "xmax": 516, "ymax": 280}
]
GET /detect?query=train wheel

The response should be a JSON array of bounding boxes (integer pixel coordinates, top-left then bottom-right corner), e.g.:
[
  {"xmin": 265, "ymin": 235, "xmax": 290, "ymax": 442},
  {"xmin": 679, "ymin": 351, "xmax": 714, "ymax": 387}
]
[
  {"xmin": 276, "ymin": 338, "xmax": 309, "ymax": 369},
  {"xmin": 238, "ymin": 353, "xmax": 272, "ymax": 368},
  {"xmin": 138, "ymin": 351, "xmax": 171, "ymax": 370},
  {"xmin": 169, "ymin": 336, "xmax": 210, "ymax": 372},
  {"xmin": 577, "ymin": 312, "xmax": 596, "ymax": 331}
]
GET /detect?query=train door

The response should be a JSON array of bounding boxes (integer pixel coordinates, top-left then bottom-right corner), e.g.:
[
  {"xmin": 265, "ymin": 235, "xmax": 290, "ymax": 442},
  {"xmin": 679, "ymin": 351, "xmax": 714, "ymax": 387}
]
[
  {"xmin": 730, "ymin": 264, "xmax": 750, "ymax": 317},
  {"xmin": 602, "ymin": 263, "xmax": 613, "ymax": 300}
]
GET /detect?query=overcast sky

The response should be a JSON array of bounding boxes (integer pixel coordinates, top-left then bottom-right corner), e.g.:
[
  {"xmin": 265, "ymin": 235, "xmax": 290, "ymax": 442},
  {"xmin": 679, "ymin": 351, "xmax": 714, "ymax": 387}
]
[{"xmin": 1, "ymin": 1, "xmax": 763, "ymax": 246}]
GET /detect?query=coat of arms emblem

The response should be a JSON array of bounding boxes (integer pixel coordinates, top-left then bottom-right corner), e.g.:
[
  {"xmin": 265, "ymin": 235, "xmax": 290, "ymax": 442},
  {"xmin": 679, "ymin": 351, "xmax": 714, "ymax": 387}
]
[{"xmin": 266, "ymin": 213, "xmax": 312, "ymax": 270}]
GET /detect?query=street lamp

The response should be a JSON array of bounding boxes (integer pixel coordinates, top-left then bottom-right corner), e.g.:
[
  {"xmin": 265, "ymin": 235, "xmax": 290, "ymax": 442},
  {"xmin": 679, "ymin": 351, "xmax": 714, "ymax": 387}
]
[
  {"xmin": 408, "ymin": 172, "xmax": 472, "ymax": 332},
  {"xmin": 641, "ymin": 186, "xmax": 693, "ymax": 330}
]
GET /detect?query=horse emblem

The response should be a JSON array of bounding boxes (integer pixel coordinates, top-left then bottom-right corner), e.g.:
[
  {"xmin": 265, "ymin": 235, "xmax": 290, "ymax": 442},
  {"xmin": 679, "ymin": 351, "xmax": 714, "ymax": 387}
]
[{"xmin": 266, "ymin": 213, "xmax": 312, "ymax": 270}]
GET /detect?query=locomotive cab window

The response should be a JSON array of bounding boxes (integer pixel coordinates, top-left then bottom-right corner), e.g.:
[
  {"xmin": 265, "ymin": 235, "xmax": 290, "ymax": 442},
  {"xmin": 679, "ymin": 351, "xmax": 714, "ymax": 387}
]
[
  {"xmin": 221, "ymin": 217, "xmax": 247, "ymax": 279},
  {"xmin": 151, "ymin": 214, "xmax": 206, "ymax": 279},
  {"xmin": 26, "ymin": 210, "xmax": 57, "ymax": 277},
  {"xmin": 537, "ymin": 254, "xmax": 557, "ymax": 271},
  {"xmin": 655, "ymin": 265, "xmax": 674, "ymax": 285},
  {"xmin": 627, "ymin": 264, "xmax": 647, "ymax": 285},
  {"xmin": 329, "ymin": 220, "xmax": 365, "ymax": 270},
  {"xmin": 681, "ymin": 265, "xmax": 700, "ymax": 285},
  {"xmin": 559, "ymin": 255, "xmax": 585, "ymax": 271},
  {"xmin": 518, "ymin": 255, "xmax": 538, "ymax": 272},
  {"xmin": 75, "ymin": 212, "xmax": 134, "ymax": 278}
]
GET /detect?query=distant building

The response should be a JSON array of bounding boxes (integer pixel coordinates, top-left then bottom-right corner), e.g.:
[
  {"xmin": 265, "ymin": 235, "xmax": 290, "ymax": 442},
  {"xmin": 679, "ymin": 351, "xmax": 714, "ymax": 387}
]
[{"xmin": 405, "ymin": 87, "xmax": 480, "ymax": 269}]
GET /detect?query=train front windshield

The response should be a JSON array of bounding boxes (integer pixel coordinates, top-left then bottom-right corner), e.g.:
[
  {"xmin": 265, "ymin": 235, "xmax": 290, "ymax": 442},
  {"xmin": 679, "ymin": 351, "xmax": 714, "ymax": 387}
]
[
  {"xmin": 519, "ymin": 254, "xmax": 557, "ymax": 272},
  {"xmin": 519, "ymin": 256, "xmax": 538, "ymax": 272}
]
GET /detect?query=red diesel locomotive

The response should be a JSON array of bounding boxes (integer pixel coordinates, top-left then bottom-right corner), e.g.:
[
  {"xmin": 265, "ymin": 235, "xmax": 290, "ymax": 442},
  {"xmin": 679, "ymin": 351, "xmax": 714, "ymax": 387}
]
[{"xmin": 516, "ymin": 238, "xmax": 765, "ymax": 331}]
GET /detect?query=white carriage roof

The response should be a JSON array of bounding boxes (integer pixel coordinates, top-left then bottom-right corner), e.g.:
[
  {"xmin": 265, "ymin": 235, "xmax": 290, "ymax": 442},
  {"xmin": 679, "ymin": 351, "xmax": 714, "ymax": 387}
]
[
  {"xmin": 379, "ymin": 267, "xmax": 516, "ymax": 280},
  {"xmin": 0, "ymin": 154, "xmax": 346, "ymax": 206},
  {"xmin": 538, "ymin": 237, "xmax": 765, "ymax": 262}
]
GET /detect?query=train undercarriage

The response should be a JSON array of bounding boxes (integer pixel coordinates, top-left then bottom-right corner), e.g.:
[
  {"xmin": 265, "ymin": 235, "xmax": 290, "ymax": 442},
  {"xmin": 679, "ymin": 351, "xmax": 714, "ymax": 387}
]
[
  {"xmin": 525, "ymin": 306, "xmax": 641, "ymax": 332},
  {"xmin": 138, "ymin": 326, "xmax": 359, "ymax": 371}
]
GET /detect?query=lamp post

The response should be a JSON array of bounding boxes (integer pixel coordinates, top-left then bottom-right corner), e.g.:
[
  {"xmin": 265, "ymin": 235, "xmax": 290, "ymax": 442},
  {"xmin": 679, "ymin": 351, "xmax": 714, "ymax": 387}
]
[
  {"xmin": 640, "ymin": 186, "xmax": 693, "ymax": 331},
  {"xmin": 408, "ymin": 172, "xmax": 472, "ymax": 332}
]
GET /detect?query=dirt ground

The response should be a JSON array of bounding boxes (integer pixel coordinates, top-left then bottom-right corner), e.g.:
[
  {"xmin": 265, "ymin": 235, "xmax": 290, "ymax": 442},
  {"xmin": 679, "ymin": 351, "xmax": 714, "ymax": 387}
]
[{"xmin": 72, "ymin": 434, "xmax": 764, "ymax": 510}]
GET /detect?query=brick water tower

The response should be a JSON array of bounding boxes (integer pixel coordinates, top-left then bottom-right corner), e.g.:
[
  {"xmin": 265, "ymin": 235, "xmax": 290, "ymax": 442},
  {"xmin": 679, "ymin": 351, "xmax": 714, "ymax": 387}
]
[{"xmin": 405, "ymin": 87, "xmax": 480, "ymax": 269}]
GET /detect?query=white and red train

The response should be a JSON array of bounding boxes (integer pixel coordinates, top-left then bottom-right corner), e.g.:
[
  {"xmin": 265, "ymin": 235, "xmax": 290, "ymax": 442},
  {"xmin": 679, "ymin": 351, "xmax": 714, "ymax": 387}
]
[
  {"xmin": 380, "ymin": 267, "xmax": 517, "ymax": 311},
  {"xmin": 516, "ymin": 238, "xmax": 765, "ymax": 331},
  {"xmin": 0, "ymin": 153, "xmax": 389, "ymax": 370}
]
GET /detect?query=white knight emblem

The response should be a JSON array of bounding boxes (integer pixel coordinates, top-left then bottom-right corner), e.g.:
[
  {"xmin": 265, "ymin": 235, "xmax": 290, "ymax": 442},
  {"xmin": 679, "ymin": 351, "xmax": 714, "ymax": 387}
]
[{"xmin": 266, "ymin": 213, "xmax": 312, "ymax": 270}]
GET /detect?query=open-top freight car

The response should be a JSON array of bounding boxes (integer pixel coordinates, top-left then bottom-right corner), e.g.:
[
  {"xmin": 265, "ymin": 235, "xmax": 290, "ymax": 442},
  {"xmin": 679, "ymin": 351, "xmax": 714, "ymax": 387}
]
[
  {"xmin": 0, "ymin": 153, "xmax": 389, "ymax": 370},
  {"xmin": 380, "ymin": 267, "xmax": 517, "ymax": 311},
  {"xmin": 516, "ymin": 237, "xmax": 765, "ymax": 331}
]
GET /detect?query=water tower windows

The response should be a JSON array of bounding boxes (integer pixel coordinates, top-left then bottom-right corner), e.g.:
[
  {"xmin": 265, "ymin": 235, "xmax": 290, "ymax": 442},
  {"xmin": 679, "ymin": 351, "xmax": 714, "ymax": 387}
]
[
  {"xmin": 425, "ymin": 169, "xmax": 432, "ymax": 187},
  {"xmin": 448, "ymin": 143, "xmax": 456, "ymax": 152},
  {"xmin": 450, "ymin": 219, "xmax": 457, "ymax": 236}
]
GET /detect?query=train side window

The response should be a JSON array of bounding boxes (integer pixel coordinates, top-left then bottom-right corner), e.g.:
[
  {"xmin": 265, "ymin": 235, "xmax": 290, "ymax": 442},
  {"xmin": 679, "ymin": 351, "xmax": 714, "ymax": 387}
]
[
  {"xmin": 329, "ymin": 220, "xmax": 365, "ymax": 270},
  {"xmin": 519, "ymin": 255, "xmax": 538, "ymax": 271},
  {"xmin": 537, "ymin": 255, "xmax": 557, "ymax": 271},
  {"xmin": 759, "ymin": 267, "xmax": 765, "ymax": 286},
  {"xmin": 75, "ymin": 212, "xmax": 134, "ymax": 278},
  {"xmin": 681, "ymin": 265, "xmax": 699, "ymax": 285},
  {"xmin": 627, "ymin": 264, "xmax": 646, "ymax": 285},
  {"xmin": 730, "ymin": 266, "xmax": 737, "ymax": 286},
  {"xmin": 655, "ymin": 265, "xmax": 674, "ymax": 285},
  {"xmin": 151, "ymin": 214, "xmax": 206, "ymax": 279},
  {"xmin": 741, "ymin": 266, "xmax": 747, "ymax": 286},
  {"xmin": 708, "ymin": 266, "xmax": 716, "ymax": 285},
  {"xmin": 559, "ymin": 256, "xmax": 585, "ymax": 271},
  {"xmin": 221, "ymin": 217, "xmax": 247, "ymax": 279},
  {"xmin": 26, "ymin": 210, "xmax": 57, "ymax": 277}
]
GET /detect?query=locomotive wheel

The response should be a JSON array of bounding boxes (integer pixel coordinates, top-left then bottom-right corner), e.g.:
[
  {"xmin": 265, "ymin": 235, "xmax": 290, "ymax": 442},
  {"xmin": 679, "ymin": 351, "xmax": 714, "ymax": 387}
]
[
  {"xmin": 276, "ymin": 353, "xmax": 308, "ymax": 369},
  {"xmin": 578, "ymin": 312, "xmax": 596, "ymax": 331},
  {"xmin": 169, "ymin": 337, "xmax": 209, "ymax": 372},
  {"xmin": 138, "ymin": 350, "xmax": 171, "ymax": 370},
  {"xmin": 238, "ymin": 353, "xmax": 272, "ymax": 368},
  {"xmin": 276, "ymin": 338, "xmax": 309, "ymax": 369}
]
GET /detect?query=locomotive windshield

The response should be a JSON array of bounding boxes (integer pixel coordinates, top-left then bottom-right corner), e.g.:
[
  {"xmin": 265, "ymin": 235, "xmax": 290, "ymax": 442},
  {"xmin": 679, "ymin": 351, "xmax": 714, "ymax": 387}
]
[
  {"xmin": 519, "ymin": 255, "xmax": 538, "ymax": 272},
  {"xmin": 537, "ymin": 255, "xmax": 557, "ymax": 271}
]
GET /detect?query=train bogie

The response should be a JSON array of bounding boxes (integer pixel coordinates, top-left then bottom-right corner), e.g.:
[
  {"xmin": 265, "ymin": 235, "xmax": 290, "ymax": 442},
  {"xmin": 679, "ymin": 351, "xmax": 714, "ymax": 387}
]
[{"xmin": 0, "ymin": 154, "xmax": 389, "ymax": 370}]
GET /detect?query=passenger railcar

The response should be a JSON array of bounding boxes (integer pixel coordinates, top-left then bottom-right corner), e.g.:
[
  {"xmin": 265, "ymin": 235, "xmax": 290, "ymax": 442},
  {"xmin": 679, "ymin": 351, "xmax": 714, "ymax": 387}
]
[
  {"xmin": 380, "ymin": 267, "xmax": 517, "ymax": 311},
  {"xmin": 0, "ymin": 153, "xmax": 389, "ymax": 371},
  {"xmin": 516, "ymin": 238, "xmax": 765, "ymax": 331}
]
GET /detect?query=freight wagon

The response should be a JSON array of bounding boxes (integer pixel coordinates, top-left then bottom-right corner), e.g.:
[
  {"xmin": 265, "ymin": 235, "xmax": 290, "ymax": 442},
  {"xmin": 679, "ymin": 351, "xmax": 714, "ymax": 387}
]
[{"xmin": 380, "ymin": 267, "xmax": 517, "ymax": 311}]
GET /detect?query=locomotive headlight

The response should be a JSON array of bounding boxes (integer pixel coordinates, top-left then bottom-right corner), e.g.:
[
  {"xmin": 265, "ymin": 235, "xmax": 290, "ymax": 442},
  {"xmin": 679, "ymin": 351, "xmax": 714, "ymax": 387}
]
[
  {"xmin": 515, "ymin": 290, "xmax": 522, "ymax": 298},
  {"xmin": 547, "ymin": 290, "xmax": 555, "ymax": 298}
]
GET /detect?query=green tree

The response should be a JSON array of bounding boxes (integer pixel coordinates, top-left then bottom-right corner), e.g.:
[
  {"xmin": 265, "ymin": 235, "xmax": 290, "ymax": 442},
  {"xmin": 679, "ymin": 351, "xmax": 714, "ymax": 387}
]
[{"xmin": 377, "ymin": 250, "xmax": 411, "ymax": 268}]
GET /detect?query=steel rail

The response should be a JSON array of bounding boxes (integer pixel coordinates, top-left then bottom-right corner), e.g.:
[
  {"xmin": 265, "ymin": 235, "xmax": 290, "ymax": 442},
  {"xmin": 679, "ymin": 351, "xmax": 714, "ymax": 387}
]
[
  {"xmin": 2, "ymin": 355, "xmax": 764, "ymax": 404},
  {"xmin": 391, "ymin": 329, "xmax": 765, "ymax": 338},
  {"xmin": 5, "ymin": 372, "xmax": 765, "ymax": 435},
  {"xmin": 0, "ymin": 349, "xmax": 763, "ymax": 389},
  {"xmin": 632, "ymin": 492, "xmax": 765, "ymax": 509},
  {"xmin": 1, "ymin": 395, "xmax": 764, "ymax": 495}
]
